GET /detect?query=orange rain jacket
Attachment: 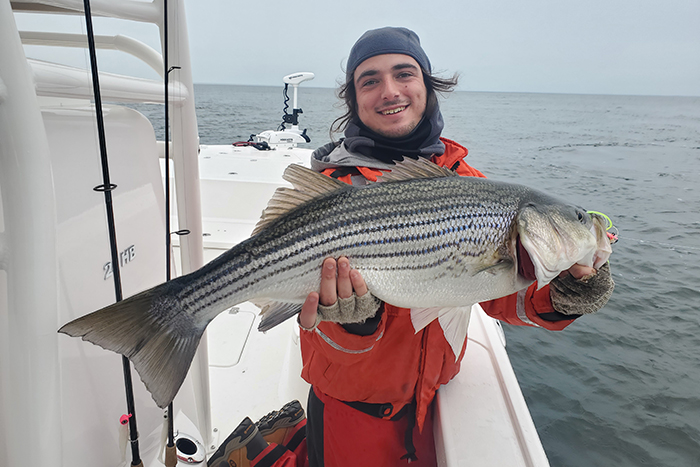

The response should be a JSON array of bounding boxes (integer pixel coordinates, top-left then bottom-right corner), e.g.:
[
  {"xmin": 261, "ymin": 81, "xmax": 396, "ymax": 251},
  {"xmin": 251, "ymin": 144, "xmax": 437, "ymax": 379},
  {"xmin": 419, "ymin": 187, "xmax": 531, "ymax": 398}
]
[{"xmin": 299, "ymin": 138, "xmax": 577, "ymax": 430}]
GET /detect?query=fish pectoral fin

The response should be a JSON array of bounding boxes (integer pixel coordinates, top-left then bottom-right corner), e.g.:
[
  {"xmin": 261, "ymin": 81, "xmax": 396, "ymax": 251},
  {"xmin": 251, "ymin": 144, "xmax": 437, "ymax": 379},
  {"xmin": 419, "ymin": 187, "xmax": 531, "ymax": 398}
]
[
  {"xmin": 410, "ymin": 305, "xmax": 471, "ymax": 331},
  {"xmin": 471, "ymin": 259, "xmax": 514, "ymax": 277},
  {"xmin": 410, "ymin": 307, "xmax": 443, "ymax": 333},
  {"xmin": 411, "ymin": 306, "xmax": 473, "ymax": 358},
  {"xmin": 257, "ymin": 301, "xmax": 303, "ymax": 332}
]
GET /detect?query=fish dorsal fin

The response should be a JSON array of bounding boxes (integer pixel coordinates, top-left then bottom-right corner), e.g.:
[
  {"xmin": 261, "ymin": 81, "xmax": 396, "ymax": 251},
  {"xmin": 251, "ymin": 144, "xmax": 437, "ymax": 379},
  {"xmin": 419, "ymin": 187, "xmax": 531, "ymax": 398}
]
[
  {"xmin": 251, "ymin": 164, "xmax": 348, "ymax": 236},
  {"xmin": 378, "ymin": 157, "xmax": 458, "ymax": 183},
  {"xmin": 283, "ymin": 163, "xmax": 348, "ymax": 195}
]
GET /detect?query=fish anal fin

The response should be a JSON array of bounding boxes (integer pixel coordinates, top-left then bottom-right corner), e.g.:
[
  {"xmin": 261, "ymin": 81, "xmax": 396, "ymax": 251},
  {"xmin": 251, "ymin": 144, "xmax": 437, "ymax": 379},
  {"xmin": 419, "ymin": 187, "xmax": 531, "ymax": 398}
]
[
  {"xmin": 378, "ymin": 157, "xmax": 458, "ymax": 183},
  {"xmin": 410, "ymin": 305, "xmax": 471, "ymax": 331}
]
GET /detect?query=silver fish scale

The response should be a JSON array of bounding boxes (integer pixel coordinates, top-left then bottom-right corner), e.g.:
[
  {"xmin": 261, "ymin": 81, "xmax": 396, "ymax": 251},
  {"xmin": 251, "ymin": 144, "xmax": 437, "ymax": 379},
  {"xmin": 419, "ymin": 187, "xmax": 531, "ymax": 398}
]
[{"xmin": 180, "ymin": 177, "xmax": 529, "ymax": 321}]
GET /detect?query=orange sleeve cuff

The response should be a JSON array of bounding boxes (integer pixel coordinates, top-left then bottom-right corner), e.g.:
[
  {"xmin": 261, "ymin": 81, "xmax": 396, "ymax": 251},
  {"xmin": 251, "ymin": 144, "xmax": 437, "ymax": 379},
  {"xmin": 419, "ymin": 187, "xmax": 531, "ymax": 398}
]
[
  {"xmin": 481, "ymin": 283, "xmax": 577, "ymax": 331},
  {"xmin": 300, "ymin": 312, "xmax": 387, "ymax": 365},
  {"xmin": 524, "ymin": 285, "xmax": 577, "ymax": 330}
]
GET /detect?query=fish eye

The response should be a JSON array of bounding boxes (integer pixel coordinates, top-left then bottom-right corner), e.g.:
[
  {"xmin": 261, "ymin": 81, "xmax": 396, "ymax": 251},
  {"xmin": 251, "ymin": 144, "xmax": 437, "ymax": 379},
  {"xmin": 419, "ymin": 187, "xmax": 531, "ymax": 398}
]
[{"xmin": 576, "ymin": 210, "xmax": 588, "ymax": 223}]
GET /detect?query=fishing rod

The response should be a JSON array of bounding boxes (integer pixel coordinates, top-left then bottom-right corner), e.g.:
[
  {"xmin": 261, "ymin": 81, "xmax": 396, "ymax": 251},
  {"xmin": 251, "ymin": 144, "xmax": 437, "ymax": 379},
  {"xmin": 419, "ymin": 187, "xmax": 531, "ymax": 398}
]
[
  {"xmin": 163, "ymin": 0, "xmax": 179, "ymax": 465},
  {"xmin": 82, "ymin": 1, "xmax": 143, "ymax": 466}
]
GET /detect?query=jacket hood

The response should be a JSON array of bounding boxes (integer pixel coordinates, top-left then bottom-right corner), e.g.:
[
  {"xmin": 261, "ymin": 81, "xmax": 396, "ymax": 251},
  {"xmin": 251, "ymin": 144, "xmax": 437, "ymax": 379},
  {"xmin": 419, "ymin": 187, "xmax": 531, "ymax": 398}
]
[{"xmin": 310, "ymin": 140, "xmax": 398, "ymax": 173}]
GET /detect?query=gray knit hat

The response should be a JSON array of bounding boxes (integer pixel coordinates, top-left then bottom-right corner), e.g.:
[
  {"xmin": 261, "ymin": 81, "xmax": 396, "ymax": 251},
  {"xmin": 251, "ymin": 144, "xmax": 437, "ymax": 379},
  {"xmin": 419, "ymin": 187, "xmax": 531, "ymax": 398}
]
[{"xmin": 346, "ymin": 27, "xmax": 431, "ymax": 81}]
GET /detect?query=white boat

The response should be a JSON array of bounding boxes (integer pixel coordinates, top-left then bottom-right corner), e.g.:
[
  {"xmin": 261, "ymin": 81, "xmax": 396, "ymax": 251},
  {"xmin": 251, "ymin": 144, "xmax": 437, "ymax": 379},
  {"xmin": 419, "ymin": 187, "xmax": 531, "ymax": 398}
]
[{"xmin": 0, "ymin": 1, "xmax": 550, "ymax": 465}]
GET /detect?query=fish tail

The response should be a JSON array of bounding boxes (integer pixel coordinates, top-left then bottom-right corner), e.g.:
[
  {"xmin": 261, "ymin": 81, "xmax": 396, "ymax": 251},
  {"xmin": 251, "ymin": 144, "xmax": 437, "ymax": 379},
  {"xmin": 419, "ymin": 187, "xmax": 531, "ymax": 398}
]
[{"xmin": 58, "ymin": 283, "xmax": 204, "ymax": 408}]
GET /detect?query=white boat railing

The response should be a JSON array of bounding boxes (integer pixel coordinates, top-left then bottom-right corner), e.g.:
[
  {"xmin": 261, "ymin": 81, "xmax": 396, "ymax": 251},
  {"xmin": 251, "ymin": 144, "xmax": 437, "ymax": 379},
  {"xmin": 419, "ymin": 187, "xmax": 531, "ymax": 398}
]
[
  {"xmin": 3, "ymin": 1, "xmax": 213, "ymax": 464},
  {"xmin": 12, "ymin": 0, "xmax": 204, "ymax": 277},
  {"xmin": 28, "ymin": 58, "xmax": 189, "ymax": 103},
  {"xmin": 20, "ymin": 31, "xmax": 166, "ymax": 77},
  {"xmin": 0, "ymin": 3, "xmax": 62, "ymax": 466}
]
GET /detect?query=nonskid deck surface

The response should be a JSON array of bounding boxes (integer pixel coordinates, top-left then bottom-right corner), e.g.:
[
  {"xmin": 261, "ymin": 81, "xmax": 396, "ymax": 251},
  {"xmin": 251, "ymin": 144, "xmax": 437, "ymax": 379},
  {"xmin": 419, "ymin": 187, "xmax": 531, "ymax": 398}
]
[{"xmin": 206, "ymin": 303, "xmax": 309, "ymax": 447}]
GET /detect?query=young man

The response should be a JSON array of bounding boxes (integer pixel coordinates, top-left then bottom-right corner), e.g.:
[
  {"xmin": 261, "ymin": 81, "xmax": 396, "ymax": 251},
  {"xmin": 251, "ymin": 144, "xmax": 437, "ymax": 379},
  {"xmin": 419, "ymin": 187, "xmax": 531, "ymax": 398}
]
[
  {"xmin": 297, "ymin": 26, "xmax": 614, "ymax": 467},
  {"xmin": 209, "ymin": 26, "xmax": 614, "ymax": 467}
]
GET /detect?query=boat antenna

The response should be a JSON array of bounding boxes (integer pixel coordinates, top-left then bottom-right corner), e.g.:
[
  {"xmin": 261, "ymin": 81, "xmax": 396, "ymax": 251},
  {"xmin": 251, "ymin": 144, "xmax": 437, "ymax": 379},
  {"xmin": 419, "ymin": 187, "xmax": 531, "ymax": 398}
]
[
  {"xmin": 162, "ymin": 0, "xmax": 182, "ymax": 465},
  {"xmin": 81, "ymin": 0, "xmax": 143, "ymax": 466}
]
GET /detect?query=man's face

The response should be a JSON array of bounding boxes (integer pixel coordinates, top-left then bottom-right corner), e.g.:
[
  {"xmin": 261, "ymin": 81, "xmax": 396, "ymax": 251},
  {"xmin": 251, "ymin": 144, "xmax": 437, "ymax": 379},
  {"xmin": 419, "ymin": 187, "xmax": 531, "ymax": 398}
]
[{"xmin": 353, "ymin": 54, "xmax": 427, "ymax": 139}]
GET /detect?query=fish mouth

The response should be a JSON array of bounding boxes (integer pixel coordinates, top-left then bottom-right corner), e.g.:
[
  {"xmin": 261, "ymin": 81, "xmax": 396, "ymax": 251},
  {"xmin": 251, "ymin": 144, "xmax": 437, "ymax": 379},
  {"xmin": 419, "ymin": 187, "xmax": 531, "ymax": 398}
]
[
  {"xmin": 516, "ymin": 235, "xmax": 537, "ymax": 281},
  {"xmin": 589, "ymin": 214, "xmax": 613, "ymax": 269}
]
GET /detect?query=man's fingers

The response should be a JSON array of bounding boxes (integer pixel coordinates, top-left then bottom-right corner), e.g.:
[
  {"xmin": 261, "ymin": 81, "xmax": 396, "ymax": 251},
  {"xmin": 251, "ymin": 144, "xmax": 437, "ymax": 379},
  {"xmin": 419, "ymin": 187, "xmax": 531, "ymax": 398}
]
[
  {"xmin": 560, "ymin": 264, "xmax": 597, "ymax": 279},
  {"xmin": 299, "ymin": 292, "xmax": 319, "ymax": 329},
  {"xmin": 350, "ymin": 269, "xmax": 368, "ymax": 297},
  {"xmin": 337, "ymin": 257, "xmax": 354, "ymax": 299},
  {"xmin": 319, "ymin": 258, "xmax": 338, "ymax": 306}
]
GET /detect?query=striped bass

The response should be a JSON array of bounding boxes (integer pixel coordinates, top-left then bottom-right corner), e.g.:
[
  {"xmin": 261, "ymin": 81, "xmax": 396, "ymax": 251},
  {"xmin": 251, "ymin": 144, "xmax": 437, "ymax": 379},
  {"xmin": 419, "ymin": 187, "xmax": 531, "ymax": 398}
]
[{"xmin": 59, "ymin": 158, "xmax": 613, "ymax": 408}]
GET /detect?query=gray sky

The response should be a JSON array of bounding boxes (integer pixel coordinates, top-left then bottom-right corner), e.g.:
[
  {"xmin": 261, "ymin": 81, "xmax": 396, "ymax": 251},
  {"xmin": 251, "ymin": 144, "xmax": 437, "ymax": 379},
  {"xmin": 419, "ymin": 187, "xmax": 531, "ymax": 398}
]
[
  {"xmin": 15, "ymin": 0, "xmax": 700, "ymax": 96},
  {"xmin": 182, "ymin": 0, "xmax": 700, "ymax": 96}
]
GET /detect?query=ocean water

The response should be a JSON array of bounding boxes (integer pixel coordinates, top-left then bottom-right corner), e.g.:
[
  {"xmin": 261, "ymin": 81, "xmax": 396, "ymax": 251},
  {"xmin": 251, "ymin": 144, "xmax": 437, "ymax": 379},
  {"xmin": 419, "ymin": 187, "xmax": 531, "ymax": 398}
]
[{"xmin": 140, "ymin": 85, "xmax": 700, "ymax": 466}]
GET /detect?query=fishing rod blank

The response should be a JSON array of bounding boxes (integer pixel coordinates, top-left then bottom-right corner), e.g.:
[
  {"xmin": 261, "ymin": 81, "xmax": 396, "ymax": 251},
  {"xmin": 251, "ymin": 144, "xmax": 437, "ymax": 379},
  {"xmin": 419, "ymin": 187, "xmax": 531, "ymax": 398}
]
[
  {"xmin": 163, "ymin": 1, "xmax": 177, "ymax": 465},
  {"xmin": 82, "ymin": 0, "xmax": 143, "ymax": 465}
]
